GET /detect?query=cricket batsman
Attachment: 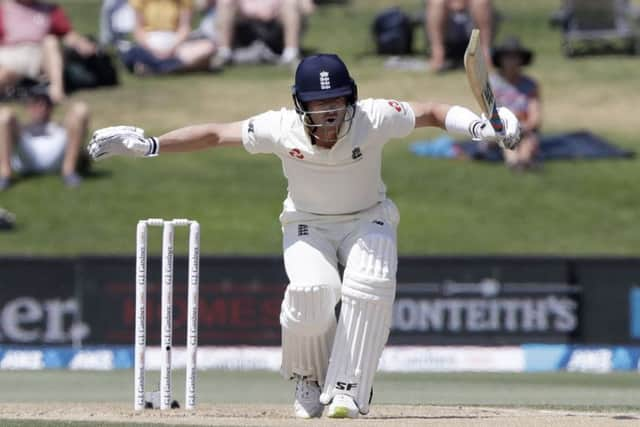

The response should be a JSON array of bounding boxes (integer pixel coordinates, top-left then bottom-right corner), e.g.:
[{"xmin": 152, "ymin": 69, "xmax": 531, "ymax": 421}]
[{"xmin": 88, "ymin": 54, "xmax": 520, "ymax": 419}]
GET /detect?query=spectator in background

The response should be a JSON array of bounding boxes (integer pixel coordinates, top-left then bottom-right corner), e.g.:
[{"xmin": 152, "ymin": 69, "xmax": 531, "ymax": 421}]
[
  {"xmin": 121, "ymin": 0, "xmax": 216, "ymax": 74},
  {"xmin": 99, "ymin": 0, "xmax": 136, "ymax": 46},
  {"xmin": 0, "ymin": 0, "xmax": 97, "ymax": 102},
  {"xmin": 193, "ymin": 0, "xmax": 217, "ymax": 41},
  {"xmin": 490, "ymin": 36, "xmax": 541, "ymax": 171},
  {"xmin": 101, "ymin": 0, "xmax": 216, "ymax": 47},
  {"xmin": 425, "ymin": 0, "xmax": 494, "ymax": 72},
  {"xmin": 0, "ymin": 86, "xmax": 91, "ymax": 190},
  {"xmin": 212, "ymin": 0, "xmax": 315, "ymax": 67}
]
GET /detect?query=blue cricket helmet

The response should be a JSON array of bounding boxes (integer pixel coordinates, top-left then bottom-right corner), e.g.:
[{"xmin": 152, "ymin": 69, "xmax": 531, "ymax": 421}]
[{"xmin": 292, "ymin": 53, "xmax": 358, "ymax": 108}]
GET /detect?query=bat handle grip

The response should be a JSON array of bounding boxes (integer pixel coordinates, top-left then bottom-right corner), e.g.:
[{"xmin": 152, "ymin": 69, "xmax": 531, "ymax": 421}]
[{"xmin": 489, "ymin": 106, "xmax": 504, "ymax": 133}]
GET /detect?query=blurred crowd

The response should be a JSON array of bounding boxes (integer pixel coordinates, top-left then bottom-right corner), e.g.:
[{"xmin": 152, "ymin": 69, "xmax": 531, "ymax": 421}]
[
  {"xmin": 105, "ymin": 0, "xmax": 317, "ymax": 72},
  {"xmin": 0, "ymin": 0, "xmax": 322, "ymax": 200},
  {"xmin": 1, "ymin": 0, "xmax": 637, "ymax": 229}
]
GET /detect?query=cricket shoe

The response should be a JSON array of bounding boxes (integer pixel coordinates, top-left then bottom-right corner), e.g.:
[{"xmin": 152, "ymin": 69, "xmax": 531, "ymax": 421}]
[
  {"xmin": 327, "ymin": 394, "xmax": 359, "ymax": 419},
  {"xmin": 293, "ymin": 375, "xmax": 324, "ymax": 418}
]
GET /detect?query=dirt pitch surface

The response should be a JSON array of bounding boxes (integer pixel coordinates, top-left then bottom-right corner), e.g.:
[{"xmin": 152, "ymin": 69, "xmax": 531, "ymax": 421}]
[{"xmin": 1, "ymin": 403, "xmax": 639, "ymax": 426}]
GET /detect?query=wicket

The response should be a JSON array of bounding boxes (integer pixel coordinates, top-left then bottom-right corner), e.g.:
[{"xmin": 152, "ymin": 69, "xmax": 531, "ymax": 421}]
[{"xmin": 134, "ymin": 218, "xmax": 200, "ymax": 411}]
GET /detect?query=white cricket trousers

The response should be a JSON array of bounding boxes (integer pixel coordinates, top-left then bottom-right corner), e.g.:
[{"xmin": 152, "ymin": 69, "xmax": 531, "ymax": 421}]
[{"xmin": 279, "ymin": 199, "xmax": 399, "ymax": 414}]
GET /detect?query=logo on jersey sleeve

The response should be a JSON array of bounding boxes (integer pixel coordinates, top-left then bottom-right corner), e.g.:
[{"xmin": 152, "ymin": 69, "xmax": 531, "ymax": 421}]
[
  {"xmin": 298, "ymin": 224, "xmax": 309, "ymax": 236},
  {"xmin": 247, "ymin": 120, "xmax": 255, "ymax": 133},
  {"xmin": 288, "ymin": 148, "xmax": 305, "ymax": 159},
  {"xmin": 388, "ymin": 100, "xmax": 403, "ymax": 113},
  {"xmin": 320, "ymin": 71, "xmax": 331, "ymax": 90},
  {"xmin": 351, "ymin": 147, "xmax": 362, "ymax": 160}
]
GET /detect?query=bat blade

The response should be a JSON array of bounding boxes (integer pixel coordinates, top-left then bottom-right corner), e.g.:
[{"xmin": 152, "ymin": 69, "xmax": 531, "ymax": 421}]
[{"xmin": 464, "ymin": 29, "xmax": 503, "ymax": 133}]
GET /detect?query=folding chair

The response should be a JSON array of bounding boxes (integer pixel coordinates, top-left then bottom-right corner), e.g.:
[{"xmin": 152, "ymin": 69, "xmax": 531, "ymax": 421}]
[{"xmin": 550, "ymin": 0, "xmax": 640, "ymax": 56}]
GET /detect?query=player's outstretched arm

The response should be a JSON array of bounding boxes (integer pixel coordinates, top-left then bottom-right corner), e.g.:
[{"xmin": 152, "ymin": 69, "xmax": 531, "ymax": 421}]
[
  {"xmin": 87, "ymin": 121, "xmax": 244, "ymax": 160},
  {"xmin": 409, "ymin": 101, "xmax": 521, "ymax": 149}
]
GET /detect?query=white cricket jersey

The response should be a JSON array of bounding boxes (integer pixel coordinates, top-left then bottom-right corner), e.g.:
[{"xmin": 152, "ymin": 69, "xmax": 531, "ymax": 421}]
[{"xmin": 241, "ymin": 98, "xmax": 415, "ymax": 218}]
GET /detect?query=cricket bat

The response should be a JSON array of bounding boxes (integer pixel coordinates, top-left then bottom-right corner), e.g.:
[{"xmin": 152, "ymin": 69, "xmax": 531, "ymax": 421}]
[{"xmin": 463, "ymin": 29, "xmax": 503, "ymax": 133}]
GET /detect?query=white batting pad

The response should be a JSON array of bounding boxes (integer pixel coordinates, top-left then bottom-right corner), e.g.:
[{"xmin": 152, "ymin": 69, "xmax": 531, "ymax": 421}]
[
  {"xmin": 280, "ymin": 284, "xmax": 339, "ymax": 384},
  {"xmin": 321, "ymin": 234, "xmax": 397, "ymax": 414}
]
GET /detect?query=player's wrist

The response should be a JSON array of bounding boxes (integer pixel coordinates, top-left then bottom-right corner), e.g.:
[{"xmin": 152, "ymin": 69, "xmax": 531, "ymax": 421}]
[
  {"xmin": 143, "ymin": 137, "xmax": 160, "ymax": 157},
  {"xmin": 444, "ymin": 105, "xmax": 483, "ymax": 140}
]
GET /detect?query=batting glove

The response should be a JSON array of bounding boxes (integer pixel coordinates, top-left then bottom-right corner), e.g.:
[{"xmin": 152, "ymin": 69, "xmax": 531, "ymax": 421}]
[
  {"xmin": 87, "ymin": 126, "xmax": 159, "ymax": 160},
  {"xmin": 470, "ymin": 107, "xmax": 521, "ymax": 150}
]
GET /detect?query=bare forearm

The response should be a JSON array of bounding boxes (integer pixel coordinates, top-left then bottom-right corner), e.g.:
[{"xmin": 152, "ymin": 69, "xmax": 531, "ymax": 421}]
[
  {"xmin": 158, "ymin": 121, "xmax": 243, "ymax": 152},
  {"xmin": 173, "ymin": 11, "xmax": 192, "ymax": 48},
  {"xmin": 133, "ymin": 12, "xmax": 150, "ymax": 48},
  {"xmin": 524, "ymin": 99, "xmax": 542, "ymax": 132},
  {"xmin": 158, "ymin": 124, "xmax": 220, "ymax": 152},
  {"xmin": 133, "ymin": 28, "xmax": 149, "ymax": 49},
  {"xmin": 410, "ymin": 101, "xmax": 453, "ymax": 129},
  {"xmin": 62, "ymin": 31, "xmax": 98, "ymax": 57},
  {"xmin": 173, "ymin": 27, "xmax": 190, "ymax": 48}
]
